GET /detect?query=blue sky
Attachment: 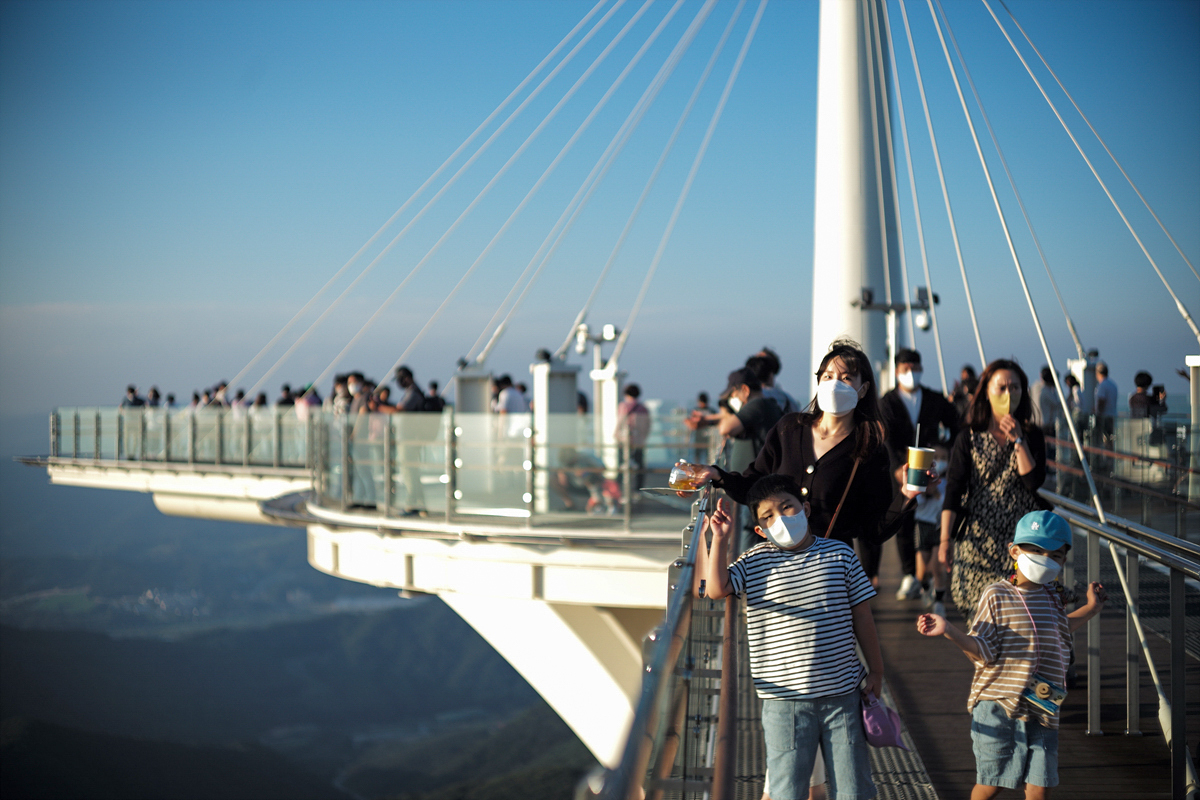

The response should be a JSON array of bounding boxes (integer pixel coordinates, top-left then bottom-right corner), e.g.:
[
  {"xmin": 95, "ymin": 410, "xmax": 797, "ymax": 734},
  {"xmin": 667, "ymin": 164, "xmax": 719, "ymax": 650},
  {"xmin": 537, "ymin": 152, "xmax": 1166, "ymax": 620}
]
[{"xmin": 1, "ymin": 0, "xmax": 1197, "ymax": 416}]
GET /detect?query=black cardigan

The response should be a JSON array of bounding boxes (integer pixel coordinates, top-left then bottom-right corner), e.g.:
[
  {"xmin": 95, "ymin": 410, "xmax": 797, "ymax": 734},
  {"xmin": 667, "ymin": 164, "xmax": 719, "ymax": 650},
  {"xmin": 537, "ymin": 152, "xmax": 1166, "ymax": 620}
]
[
  {"xmin": 942, "ymin": 424, "xmax": 1047, "ymax": 516},
  {"xmin": 714, "ymin": 413, "xmax": 914, "ymax": 547}
]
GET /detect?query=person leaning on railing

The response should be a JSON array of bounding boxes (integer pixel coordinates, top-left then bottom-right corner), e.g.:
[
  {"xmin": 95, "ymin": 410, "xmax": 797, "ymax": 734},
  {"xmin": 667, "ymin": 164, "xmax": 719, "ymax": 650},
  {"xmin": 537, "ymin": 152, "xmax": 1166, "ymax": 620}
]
[{"xmin": 688, "ymin": 340, "xmax": 930, "ymax": 581}]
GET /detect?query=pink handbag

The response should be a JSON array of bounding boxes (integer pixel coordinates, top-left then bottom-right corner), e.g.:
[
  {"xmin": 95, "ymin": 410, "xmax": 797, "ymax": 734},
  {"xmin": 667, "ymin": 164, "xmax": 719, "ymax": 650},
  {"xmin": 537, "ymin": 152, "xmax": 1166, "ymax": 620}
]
[{"xmin": 861, "ymin": 692, "xmax": 909, "ymax": 750}]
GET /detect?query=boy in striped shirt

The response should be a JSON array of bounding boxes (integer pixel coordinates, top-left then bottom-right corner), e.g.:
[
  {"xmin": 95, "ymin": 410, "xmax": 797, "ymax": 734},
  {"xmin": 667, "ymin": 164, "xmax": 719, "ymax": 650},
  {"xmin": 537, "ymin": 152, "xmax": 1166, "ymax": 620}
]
[
  {"xmin": 703, "ymin": 474, "xmax": 883, "ymax": 800},
  {"xmin": 917, "ymin": 510, "xmax": 1107, "ymax": 799}
]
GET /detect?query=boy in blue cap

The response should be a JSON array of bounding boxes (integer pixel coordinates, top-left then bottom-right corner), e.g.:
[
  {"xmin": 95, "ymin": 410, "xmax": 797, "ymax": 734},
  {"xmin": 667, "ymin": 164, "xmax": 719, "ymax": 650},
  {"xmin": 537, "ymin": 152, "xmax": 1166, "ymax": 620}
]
[{"xmin": 916, "ymin": 510, "xmax": 1107, "ymax": 799}]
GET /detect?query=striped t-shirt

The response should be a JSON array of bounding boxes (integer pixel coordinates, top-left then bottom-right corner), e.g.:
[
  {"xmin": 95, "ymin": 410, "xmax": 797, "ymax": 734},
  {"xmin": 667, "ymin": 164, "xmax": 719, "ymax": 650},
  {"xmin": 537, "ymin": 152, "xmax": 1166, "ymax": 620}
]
[
  {"xmin": 728, "ymin": 537, "xmax": 876, "ymax": 700},
  {"xmin": 967, "ymin": 581, "xmax": 1071, "ymax": 729}
]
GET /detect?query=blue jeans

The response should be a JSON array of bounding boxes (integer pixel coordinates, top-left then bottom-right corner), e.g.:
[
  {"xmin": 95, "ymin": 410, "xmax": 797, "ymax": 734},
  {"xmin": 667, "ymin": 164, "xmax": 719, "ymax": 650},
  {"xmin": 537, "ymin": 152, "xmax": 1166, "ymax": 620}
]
[
  {"xmin": 971, "ymin": 700, "xmax": 1059, "ymax": 789},
  {"xmin": 761, "ymin": 691, "xmax": 876, "ymax": 800}
]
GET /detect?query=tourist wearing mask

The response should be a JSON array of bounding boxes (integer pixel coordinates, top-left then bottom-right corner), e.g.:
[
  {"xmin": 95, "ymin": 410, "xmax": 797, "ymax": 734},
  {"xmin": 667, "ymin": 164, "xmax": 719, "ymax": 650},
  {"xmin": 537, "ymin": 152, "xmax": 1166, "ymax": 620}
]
[
  {"xmin": 879, "ymin": 349, "xmax": 961, "ymax": 599},
  {"xmin": 940, "ymin": 359, "xmax": 1049, "ymax": 620},
  {"xmin": 690, "ymin": 340, "xmax": 925, "ymax": 559}
]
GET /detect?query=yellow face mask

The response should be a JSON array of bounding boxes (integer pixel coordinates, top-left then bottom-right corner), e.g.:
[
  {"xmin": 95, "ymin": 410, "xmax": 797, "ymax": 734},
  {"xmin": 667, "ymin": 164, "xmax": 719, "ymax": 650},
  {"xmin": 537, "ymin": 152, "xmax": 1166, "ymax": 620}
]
[{"xmin": 989, "ymin": 392, "xmax": 1011, "ymax": 417}]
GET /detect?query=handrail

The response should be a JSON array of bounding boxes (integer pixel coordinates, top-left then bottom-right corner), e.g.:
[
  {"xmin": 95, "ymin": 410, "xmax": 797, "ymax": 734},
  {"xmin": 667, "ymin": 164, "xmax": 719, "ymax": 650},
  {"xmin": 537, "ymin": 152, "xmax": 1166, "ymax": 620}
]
[
  {"xmin": 1052, "ymin": 505, "xmax": 1200, "ymax": 580},
  {"xmin": 1048, "ymin": 435, "xmax": 1200, "ymax": 476},
  {"xmin": 1049, "ymin": 460, "xmax": 1200, "ymax": 512},
  {"xmin": 1042, "ymin": 489, "xmax": 1200, "ymax": 563},
  {"xmin": 594, "ymin": 483, "xmax": 711, "ymax": 799}
]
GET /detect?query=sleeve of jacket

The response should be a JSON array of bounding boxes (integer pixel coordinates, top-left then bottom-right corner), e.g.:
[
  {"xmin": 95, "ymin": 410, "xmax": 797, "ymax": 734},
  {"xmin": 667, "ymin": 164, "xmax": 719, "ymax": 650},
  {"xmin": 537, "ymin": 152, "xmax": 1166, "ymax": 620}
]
[
  {"xmin": 942, "ymin": 428, "xmax": 973, "ymax": 515},
  {"xmin": 1019, "ymin": 424, "xmax": 1047, "ymax": 493},
  {"xmin": 879, "ymin": 393, "xmax": 907, "ymax": 474},
  {"xmin": 937, "ymin": 392, "xmax": 962, "ymax": 446},
  {"xmin": 713, "ymin": 415, "xmax": 788, "ymax": 505}
]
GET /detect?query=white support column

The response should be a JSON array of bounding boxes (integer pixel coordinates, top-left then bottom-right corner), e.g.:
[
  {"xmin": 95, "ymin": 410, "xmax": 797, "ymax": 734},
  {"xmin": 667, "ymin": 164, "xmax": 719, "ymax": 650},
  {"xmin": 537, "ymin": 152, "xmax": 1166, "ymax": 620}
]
[
  {"xmin": 439, "ymin": 594, "xmax": 655, "ymax": 767},
  {"xmin": 810, "ymin": 0, "xmax": 901, "ymax": 395}
]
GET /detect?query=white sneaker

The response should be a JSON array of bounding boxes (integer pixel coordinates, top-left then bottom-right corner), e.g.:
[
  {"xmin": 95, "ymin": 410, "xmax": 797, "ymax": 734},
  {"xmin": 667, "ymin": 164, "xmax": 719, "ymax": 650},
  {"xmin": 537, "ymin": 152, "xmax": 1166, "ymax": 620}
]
[
  {"xmin": 932, "ymin": 600, "xmax": 946, "ymax": 617},
  {"xmin": 896, "ymin": 575, "xmax": 919, "ymax": 600}
]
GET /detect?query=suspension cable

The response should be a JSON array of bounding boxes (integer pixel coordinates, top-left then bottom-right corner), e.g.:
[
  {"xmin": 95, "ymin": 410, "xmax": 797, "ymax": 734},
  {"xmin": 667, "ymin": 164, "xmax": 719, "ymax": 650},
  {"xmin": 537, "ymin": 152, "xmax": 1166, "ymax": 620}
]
[
  {"xmin": 379, "ymin": 0, "xmax": 688, "ymax": 378},
  {"xmin": 995, "ymin": 0, "xmax": 1199, "ymax": 286},
  {"xmin": 977, "ymin": 0, "xmax": 1200, "ymax": 346},
  {"xmin": 928, "ymin": 0, "xmax": 1107, "ymax": 523},
  {"xmin": 897, "ymin": 0, "xmax": 986, "ymax": 369},
  {"xmin": 264, "ymin": 0, "xmax": 649, "ymax": 397},
  {"xmin": 862, "ymin": 0, "xmax": 895, "ymax": 320},
  {"xmin": 224, "ymin": 0, "xmax": 612, "ymax": 392},
  {"xmin": 470, "ymin": 0, "xmax": 721, "ymax": 366},
  {"xmin": 556, "ymin": 0, "xmax": 747, "ymax": 360},
  {"xmin": 610, "ymin": 0, "xmax": 767, "ymax": 364},
  {"xmin": 866, "ymin": 0, "xmax": 915, "ymax": 349},
  {"xmin": 880, "ymin": 0, "xmax": 947, "ymax": 392}
]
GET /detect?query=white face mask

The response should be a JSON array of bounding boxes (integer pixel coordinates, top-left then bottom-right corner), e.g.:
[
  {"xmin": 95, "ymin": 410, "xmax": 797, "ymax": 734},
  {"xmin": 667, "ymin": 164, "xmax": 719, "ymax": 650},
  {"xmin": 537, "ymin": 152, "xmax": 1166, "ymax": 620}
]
[
  {"xmin": 765, "ymin": 512, "xmax": 810, "ymax": 550},
  {"xmin": 1016, "ymin": 552, "xmax": 1062, "ymax": 585},
  {"xmin": 816, "ymin": 379, "xmax": 860, "ymax": 417},
  {"xmin": 728, "ymin": 396, "xmax": 743, "ymax": 413},
  {"xmin": 348, "ymin": 383, "xmax": 361, "ymax": 396},
  {"xmin": 897, "ymin": 370, "xmax": 921, "ymax": 391}
]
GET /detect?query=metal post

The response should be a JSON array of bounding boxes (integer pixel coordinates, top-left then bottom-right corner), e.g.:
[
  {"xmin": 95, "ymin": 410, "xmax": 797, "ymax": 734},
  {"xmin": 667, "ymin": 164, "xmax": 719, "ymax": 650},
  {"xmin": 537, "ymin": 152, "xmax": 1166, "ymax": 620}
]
[
  {"xmin": 139, "ymin": 411, "xmax": 146, "ymax": 462},
  {"xmin": 116, "ymin": 412, "xmax": 124, "ymax": 461},
  {"xmin": 188, "ymin": 412, "xmax": 196, "ymax": 465},
  {"xmin": 273, "ymin": 409, "xmax": 282, "ymax": 468},
  {"xmin": 341, "ymin": 419, "xmax": 351, "ymax": 512},
  {"xmin": 1124, "ymin": 546, "xmax": 1141, "ymax": 735},
  {"xmin": 1187, "ymin": 354, "xmax": 1199, "ymax": 502},
  {"xmin": 305, "ymin": 413, "xmax": 314, "ymax": 471},
  {"xmin": 445, "ymin": 412, "xmax": 457, "ymax": 524},
  {"xmin": 94, "ymin": 411, "xmax": 101, "ymax": 462},
  {"xmin": 214, "ymin": 410, "xmax": 223, "ymax": 465},
  {"xmin": 524, "ymin": 426, "xmax": 535, "ymax": 526},
  {"xmin": 383, "ymin": 417, "xmax": 393, "ymax": 518},
  {"xmin": 1086, "ymin": 528, "xmax": 1102, "ymax": 735},
  {"xmin": 1170, "ymin": 568, "xmax": 1186, "ymax": 800},
  {"xmin": 623, "ymin": 440, "xmax": 633, "ymax": 532},
  {"xmin": 162, "ymin": 408, "xmax": 170, "ymax": 461},
  {"xmin": 72, "ymin": 411, "xmax": 80, "ymax": 459},
  {"xmin": 243, "ymin": 412, "xmax": 251, "ymax": 467},
  {"xmin": 50, "ymin": 412, "xmax": 59, "ymax": 458}
]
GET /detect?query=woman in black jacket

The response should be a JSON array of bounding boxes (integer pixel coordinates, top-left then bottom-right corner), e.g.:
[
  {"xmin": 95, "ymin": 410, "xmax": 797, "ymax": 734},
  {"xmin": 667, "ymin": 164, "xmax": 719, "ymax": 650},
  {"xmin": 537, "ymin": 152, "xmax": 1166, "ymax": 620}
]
[
  {"xmin": 694, "ymin": 341, "xmax": 922, "ymax": 564},
  {"xmin": 939, "ymin": 359, "xmax": 1048, "ymax": 620}
]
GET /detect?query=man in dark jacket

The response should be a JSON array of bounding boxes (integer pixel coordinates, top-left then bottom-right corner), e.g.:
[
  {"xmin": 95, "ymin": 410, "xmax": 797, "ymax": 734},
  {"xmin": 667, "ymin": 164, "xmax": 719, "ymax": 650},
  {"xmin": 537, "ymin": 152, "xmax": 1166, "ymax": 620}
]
[{"xmin": 880, "ymin": 349, "xmax": 960, "ymax": 600}]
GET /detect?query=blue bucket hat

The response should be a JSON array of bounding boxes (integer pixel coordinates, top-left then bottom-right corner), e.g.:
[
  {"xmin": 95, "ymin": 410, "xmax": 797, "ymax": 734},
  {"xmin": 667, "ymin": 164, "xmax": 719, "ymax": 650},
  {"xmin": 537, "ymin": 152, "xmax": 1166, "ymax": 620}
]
[{"xmin": 1014, "ymin": 510, "xmax": 1072, "ymax": 552}]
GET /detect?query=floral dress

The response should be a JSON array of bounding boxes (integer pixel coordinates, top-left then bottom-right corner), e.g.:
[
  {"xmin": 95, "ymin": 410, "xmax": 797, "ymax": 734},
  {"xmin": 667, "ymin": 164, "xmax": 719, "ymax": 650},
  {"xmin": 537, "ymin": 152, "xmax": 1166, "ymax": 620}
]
[{"xmin": 951, "ymin": 431, "xmax": 1043, "ymax": 621}]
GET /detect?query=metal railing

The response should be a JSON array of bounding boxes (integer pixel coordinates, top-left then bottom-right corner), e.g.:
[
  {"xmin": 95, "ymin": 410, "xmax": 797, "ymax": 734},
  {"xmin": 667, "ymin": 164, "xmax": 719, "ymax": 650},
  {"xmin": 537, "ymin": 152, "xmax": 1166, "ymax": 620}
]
[
  {"xmin": 1041, "ymin": 488, "xmax": 1199, "ymax": 800},
  {"xmin": 579, "ymin": 481, "xmax": 743, "ymax": 800}
]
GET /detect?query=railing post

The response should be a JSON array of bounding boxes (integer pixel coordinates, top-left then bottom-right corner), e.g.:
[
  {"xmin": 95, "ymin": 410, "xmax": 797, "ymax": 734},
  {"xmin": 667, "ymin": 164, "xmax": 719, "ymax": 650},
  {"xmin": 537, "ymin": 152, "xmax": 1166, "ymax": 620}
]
[
  {"xmin": 49, "ymin": 412, "xmax": 59, "ymax": 458},
  {"xmin": 623, "ymin": 440, "xmax": 633, "ymax": 532},
  {"xmin": 138, "ymin": 411, "xmax": 146, "ymax": 462},
  {"xmin": 711, "ymin": 595, "xmax": 738, "ymax": 800},
  {"xmin": 116, "ymin": 412, "xmax": 124, "ymax": 461},
  {"xmin": 273, "ymin": 409, "xmax": 282, "ymax": 468},
  {"xmin": 1124, "ymin": 546, "xmax": 1141, "ymax": 735},
  {"xmin": 306, "ymin": 413, "xmax": 314, "ymax": 471},
  {"xmin": 243, "ymin": 411, "xmax": 251, "ymax": 467},
  {"xmin": 382, "ymin": 416, "xmax": 393, "ymax": 518},
  {"xmin": 162, "ymin": 408, "xmax": 170, "ymax": 461},
  {"xmin": 1170, "ymin": 568, "xmax": 1187, "ymax": 800},
  {"xmin": 525, "ymin": 425, "xmax": 535, "ymax": 526},
  {"xmin": 1086, "ymin": 527, "xmax": 1102, "ymax": 736},
  {"xmin": 445, "ymin": 412, "xmax": 457, "ymax": 525},
  {"xmin": 187, "ymin": 411, "xmax": 196, "ymax": 465},
  {"xmin": 214, "ymin": 410, "xmax": 223, "ymax": 465},
  {"xmin": 94, "ymin": 410, "xmax": 101, "ymax": 462},
  {"xmin": 71, "ymin": 411, "xmax": 79, "ymax": 459},
  {"xmin": 341, "ymin": 418, "xmax": 351, "ymax": 512}
]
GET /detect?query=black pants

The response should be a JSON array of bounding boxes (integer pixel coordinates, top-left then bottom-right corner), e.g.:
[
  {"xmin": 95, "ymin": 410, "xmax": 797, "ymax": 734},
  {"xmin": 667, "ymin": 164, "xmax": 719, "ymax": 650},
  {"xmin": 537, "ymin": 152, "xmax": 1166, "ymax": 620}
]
[
  {"xmin": 895, "ymin": 516, "xmax": 917, "ymax": 577},
  {"xmin": 856, "ymin": 539, "xmax": 882, "ymax": 580}
]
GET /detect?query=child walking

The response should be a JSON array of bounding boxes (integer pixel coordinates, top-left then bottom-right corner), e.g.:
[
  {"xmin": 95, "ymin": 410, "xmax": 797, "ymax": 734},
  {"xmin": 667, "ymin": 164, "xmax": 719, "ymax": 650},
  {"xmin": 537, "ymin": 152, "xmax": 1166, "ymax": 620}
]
[
  {"xmin": 702, "ymin": 474, "xmax": 882, "ymax": 800},
  {"xmin": 916, "ymin": 510, "xmax": 1107, "ymax": 799}
]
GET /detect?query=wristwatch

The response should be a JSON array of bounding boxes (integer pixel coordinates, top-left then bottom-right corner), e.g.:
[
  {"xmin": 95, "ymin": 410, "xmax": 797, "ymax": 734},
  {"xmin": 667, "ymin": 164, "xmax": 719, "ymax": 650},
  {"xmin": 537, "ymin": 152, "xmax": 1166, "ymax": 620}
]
[{"xmin": 1012, "ymin": 436, "xmax": 1024, "ymax": 446}]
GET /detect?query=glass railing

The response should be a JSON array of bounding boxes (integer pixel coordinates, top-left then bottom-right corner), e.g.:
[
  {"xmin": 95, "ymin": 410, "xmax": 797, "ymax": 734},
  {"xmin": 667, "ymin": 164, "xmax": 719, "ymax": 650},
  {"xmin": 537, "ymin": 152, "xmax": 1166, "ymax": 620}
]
[
  {"xmin": 1049, "ymin": 414, "xmax": 1198, "ymax": 540},
  {"xmin": 49, "ymin": 406, "xmax": 719, "ymax": 526}
]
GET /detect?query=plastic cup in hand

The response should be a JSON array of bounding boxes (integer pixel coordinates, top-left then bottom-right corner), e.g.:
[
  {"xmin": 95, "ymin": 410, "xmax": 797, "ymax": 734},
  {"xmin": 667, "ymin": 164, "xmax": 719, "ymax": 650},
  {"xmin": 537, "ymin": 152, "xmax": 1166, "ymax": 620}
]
[
  {"xmin": 669, "ymin": 461, "xmax": 705, "ymax": 491},
  {"xmin": 906, "ymin": 447, "xmax": 935, "ymax": 493}
]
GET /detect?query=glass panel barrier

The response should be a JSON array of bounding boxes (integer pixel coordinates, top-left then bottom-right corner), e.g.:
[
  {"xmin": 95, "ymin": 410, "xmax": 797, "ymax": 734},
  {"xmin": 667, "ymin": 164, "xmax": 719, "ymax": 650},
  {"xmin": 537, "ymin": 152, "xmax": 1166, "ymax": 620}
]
[
  {"xmin": 391, "ymin": 411, "xmax": 447, "ymax": 516},
  {"xmin": 452, "ymin": 412, "xmax": 529, "ymax": 516},
  {"xmin": 167, "ymin": 409, "xmax": 190, "ymax": 461}
]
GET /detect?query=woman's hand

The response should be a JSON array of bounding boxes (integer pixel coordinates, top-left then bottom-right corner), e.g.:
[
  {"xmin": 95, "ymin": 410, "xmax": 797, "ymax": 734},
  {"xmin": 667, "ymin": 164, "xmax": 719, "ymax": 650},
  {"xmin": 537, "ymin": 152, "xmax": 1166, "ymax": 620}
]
[
  {"xmin": 938, "ymin": 538, "xmax": 953, "ymax": 570},
  {"xmin": 900, "ymin": 468, "xmax": 941, "ymax": 499},
  {"xmin": 997, "ymin": 413, "xmax": 1020, "ymax": 442},
  {"xmin": 676, "ymin": 465, "xmax": 720, "ymax": 497}
]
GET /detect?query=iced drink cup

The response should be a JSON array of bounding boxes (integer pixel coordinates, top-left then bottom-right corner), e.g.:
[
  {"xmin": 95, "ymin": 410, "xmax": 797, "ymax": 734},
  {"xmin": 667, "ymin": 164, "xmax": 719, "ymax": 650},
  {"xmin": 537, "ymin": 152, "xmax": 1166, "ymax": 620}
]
[{"xmin": 906, "ymin": 447, "xmax": 935, "ymax": 493}]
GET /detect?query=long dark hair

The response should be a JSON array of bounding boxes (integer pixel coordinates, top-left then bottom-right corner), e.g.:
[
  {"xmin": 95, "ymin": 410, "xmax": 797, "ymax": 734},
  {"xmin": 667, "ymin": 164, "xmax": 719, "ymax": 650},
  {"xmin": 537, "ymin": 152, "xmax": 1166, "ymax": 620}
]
[
  {"xmin": 802, "ymin": 339, "xmax": 886, "ymax": 459},
  {"xmin": 968, "ymin": 359, "xmax": 1032, "ymax": 432}
]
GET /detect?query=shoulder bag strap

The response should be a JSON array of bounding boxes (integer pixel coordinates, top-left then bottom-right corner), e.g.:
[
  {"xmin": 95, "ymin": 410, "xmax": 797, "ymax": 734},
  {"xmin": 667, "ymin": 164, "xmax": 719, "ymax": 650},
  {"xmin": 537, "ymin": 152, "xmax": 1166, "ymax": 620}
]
[{"xmin": 823, "ymin": 456, "xmax": 862, "ymax": 538}]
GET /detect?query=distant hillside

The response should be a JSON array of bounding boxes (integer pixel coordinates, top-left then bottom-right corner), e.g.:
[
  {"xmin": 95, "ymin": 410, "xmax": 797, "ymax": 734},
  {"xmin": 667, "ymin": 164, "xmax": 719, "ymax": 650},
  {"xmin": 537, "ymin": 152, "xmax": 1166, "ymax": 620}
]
[
  {"xmin": 0, "ymin": 601, "xmax": 538, "ymax": 747},
  {"xmin": 347, "ymin": 702, "xmax": 596, "ymax": 800},
  {"xmin": 0, "ymin": 716, "xmax": 350, "ymax": 800}
]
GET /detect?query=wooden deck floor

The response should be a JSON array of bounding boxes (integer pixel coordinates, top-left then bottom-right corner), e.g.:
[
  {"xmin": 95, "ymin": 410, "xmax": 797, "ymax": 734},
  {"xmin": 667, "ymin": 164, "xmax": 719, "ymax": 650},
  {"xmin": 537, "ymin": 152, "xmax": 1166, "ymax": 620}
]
[{"xmin": 873, "ymin": 542, "xmax": 1199, "ymax": 799}]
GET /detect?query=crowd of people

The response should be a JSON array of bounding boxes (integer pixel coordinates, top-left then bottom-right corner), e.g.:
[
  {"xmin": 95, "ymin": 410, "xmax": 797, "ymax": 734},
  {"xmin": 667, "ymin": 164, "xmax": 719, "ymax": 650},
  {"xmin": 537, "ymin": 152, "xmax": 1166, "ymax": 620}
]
[{"xmin": 684, "ymin": 340, "xmax": 1153, "ymax": 800}]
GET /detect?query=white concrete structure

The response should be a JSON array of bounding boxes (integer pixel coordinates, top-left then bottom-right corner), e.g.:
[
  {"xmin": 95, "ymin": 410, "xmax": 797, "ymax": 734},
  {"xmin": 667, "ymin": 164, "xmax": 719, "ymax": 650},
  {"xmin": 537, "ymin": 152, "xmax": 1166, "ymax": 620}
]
[{"xmin": 810, "ymin": 0, "xmax": 902, "ymax": 395}]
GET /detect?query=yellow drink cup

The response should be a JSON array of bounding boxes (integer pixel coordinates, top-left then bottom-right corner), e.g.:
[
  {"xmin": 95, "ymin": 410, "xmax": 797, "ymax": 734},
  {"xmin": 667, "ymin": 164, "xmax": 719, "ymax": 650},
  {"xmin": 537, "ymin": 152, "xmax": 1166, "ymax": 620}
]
[{"xmin": 906, "ymin": 447, "xmax": 935, "ymax": 493}]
